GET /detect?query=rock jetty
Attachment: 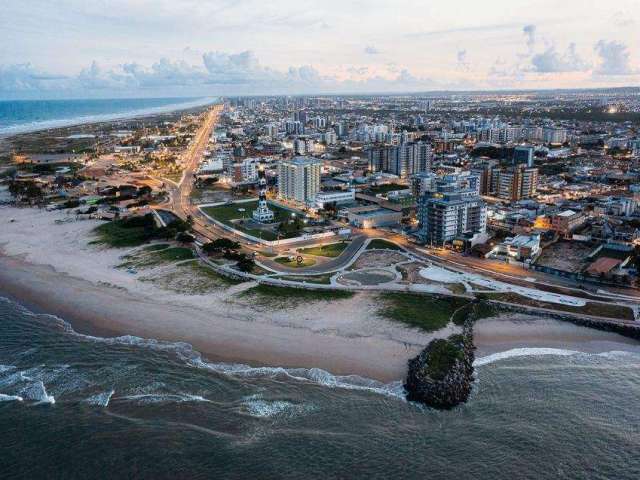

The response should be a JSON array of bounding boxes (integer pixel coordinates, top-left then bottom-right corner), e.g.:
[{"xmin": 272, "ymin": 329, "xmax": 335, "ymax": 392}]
[{"xmin": 404, "ymin": 324, "xmax": 475, "ymax": 409}]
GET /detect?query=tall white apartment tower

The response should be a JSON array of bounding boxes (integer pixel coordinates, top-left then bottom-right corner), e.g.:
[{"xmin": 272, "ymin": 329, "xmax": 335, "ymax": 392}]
[{"xmin": 277, "ymin": 156, "xmax": 322, "ymax": 204}]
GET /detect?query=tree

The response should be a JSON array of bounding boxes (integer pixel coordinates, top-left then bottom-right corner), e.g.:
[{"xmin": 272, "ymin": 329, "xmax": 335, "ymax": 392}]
[
  {"xmin": 202, "ymin": 238, "xmax": 240, "ymax": 255},
  {"xmin": 176, "ymin": 232, "xmax": 195, "ymax": 244},
  {"xmin": 8, "ymin": 180, "xmax": 44, "ymax": 203},
  {"xmin": 235, "ymin": 254, "xmax": 255, "ymax": 273}
]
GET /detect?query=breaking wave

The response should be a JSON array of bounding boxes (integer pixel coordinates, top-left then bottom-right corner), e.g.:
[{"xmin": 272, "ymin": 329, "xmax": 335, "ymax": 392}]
[
  {"xmin": 49, "ymin": 315, "xmax": 407, "ymax": 401},
  {"xmin": 84, "ymin": 390, "xmax": 115, "ymax": 407},
  {"xmin": 474, "ymin": 348, "xmax": 640, "ymax": 367},
  {"xmin": 0, "ymin": 394, "xmax": 23, "ymax": 402},
  {"xmin": 121, "ymin": 393, "xmax": 211, "ymax": 404},
  {"xmin": 240, "ymin": 394, "xmax": 316, "ymax": 418},
  {"xmin": 20, "ymin": 381, "xmax": 55, "ymax": 405}
]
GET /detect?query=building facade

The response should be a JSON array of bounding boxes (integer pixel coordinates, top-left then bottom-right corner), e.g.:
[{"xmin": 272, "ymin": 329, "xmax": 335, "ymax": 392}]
[
  {"xmin": 418, "ymin": 192, "xmax": 487, "ymax": 245},
  {"xmin": 277, "ymin": 156, "xmax": 322, "ymax": 204}
]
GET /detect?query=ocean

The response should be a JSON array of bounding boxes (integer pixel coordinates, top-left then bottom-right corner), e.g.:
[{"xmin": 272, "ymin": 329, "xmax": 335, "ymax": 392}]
[
  {"xmin": 0, "ymin": 97, "xmax": 216, "ymax": 136},
  {"xmin": 1, "ymin": 296, "xmax": 640, "ymax": 479}
]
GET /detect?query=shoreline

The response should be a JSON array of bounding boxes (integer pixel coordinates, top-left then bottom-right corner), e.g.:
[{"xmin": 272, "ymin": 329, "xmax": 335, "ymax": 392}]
[
  {"xmin": 0, "ymin": 254, "xmax": 424, "ymax": 382},
  {"xmin": 3, "ymin": 253, "xmax": 639, "ymax": 383},
  {"xmin": 0, "ymin": 96, "xmax": 217, "ymax": 138},
  {"xmin": 1, "ymin": 206, "xmax": 639, "ymax": 384}
]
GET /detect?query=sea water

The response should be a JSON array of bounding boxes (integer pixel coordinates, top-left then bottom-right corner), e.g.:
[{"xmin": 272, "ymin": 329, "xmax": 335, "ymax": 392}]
[
  {"xmin": 1, "ymin": 296, "xmax": 639, "ymax": 479},
  {"xmin": 0, "ymin": 97, "xmax": 216, "ymax": 136}
]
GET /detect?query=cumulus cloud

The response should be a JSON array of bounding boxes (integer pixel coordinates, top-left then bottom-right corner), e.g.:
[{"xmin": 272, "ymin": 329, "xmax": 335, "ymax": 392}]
[
  {"xmin": 0, "ymin": 63, "xmax": 68, "ymax": 92},
  {"xmin": 364, "ymin": 45, "xmax": 380, "ymax": 55},
  {"xmin": 594, "ymin": 40, "xmax": 634, "ymax": 75},
  {"xmin": 0, "ymin": 50, "xmax": 453, "ymax": 97},
  {"xmin": 531, "ymin": 43, "xmax": 589, "ymax": 73}
]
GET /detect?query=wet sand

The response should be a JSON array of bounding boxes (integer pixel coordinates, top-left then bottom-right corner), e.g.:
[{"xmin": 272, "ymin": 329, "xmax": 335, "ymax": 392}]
[{"xmin": 474, "ymin": 314, "xmax": 640, "ymax": 357}]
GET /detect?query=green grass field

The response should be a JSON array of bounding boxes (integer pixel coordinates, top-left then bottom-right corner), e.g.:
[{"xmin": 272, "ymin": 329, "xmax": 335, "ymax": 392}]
[
  {"xmin": 201, "ymin": 201, "xmax": 298, "ymax": 241},
  {"xmin": 298, "ymin": 242, "xmax": 349, "ymax": 258},
  {"xmin": 366, "ymin": 239, "xmax": 403, "ymax": 251},
  {"xmin": 274, "ymin": 256, "xmax": 317, "ymax": 268}
]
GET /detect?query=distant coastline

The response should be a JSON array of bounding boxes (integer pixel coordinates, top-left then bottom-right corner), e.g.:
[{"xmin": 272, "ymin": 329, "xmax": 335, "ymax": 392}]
[{"xmin": 0, "ymin": 96, "xmax": 218, "ymax": 137}]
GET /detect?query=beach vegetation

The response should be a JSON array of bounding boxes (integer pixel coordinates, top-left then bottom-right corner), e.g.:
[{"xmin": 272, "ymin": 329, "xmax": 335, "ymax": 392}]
[
  {"xmin": 422, "ymin": 338, "xmax": 465, "ymax": 381},
  {"xmin": 379, "ymin": 293, "xmax": 470, "ymax": 332},
  {"xmin": 241, "ymin": 284, "xmax": 354, "ymax": 307},
  {"xmin": 93, "ymin": 214, "xmax": 192, "ymax": 248},
  {"xmin": 477, "ymin": 292, "xmax": 635, "ymax": 321}
]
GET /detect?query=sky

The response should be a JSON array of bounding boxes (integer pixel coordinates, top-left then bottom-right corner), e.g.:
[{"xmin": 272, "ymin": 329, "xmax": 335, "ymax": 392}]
[{"xmin": 1, "ymin": 0, "xmax": 639, "ymax": 99}]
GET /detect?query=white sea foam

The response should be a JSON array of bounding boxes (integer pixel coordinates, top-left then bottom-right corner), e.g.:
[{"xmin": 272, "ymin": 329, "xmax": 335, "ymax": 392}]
[
  {"xmin": 20, "ymin": 381, "xmax": 55, "ymax": 405},
  {"xmin": 0, "ymin": 394, "xmax": 24, "ymax": 402},
  {"xmin": 121, "ymin": 393, "xmax": 210, "ymax": 404},
  {"xmin": 52, "ymin": 314, "xmax": 408, "ymax": 401},
  {"xmin": 0, "ymin": 365, "xmax": 16, "ymax": 374},
  {"xmin": 84, "ymin": 390, "xmax": 115, "ymax": 407},
  {"xmin": 191, "ymin": 358, "xmax": 406, "ymax": 400},
  {"xmin": 241, "ymin": 394, "xmax": 316, "ymax": 418},
  {"xmin": 474, "ymin": 348, "xmax": 640, "ymax": 367}
]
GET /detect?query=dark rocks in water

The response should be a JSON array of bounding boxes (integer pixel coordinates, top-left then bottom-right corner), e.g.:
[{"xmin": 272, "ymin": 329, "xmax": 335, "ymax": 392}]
[{"xmin": 404, "ymin": 324, "xmax": 475, "ymax": 409}]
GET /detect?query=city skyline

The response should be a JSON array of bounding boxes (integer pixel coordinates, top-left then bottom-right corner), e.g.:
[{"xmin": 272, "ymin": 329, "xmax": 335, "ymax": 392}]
[{"xmin": 2, "ymin": 0, "xmax": 640, "ymax": 99}]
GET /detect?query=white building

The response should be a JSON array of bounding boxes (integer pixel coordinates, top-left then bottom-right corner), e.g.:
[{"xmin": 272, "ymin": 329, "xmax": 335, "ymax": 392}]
[
  {"xmin": 418, "ymin": 192, "xmax": 487, "ymax": 245},
  {"xmin": 231, "ymin": 157, "xmax": 261, "ymax": 183},
  {"xmin": 314, "ymin": 189, "xmax": 356, "ymax": 209},
  {"xmin": 277, "ymin": 156, "xmax": 322, "ymax": 204},
  {"xmin": 322, "ymin": 131, "xmax": 337, "ymax": 145},
  {"xmin": 543, "ymin": 127, "xmax": 568, "ymax": 145},
  {"xmin": 114, "ymin": 145, "xmax": 141, "ymax": 154}
]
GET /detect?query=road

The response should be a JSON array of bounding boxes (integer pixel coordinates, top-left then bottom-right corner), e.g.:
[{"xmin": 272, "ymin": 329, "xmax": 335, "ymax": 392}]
[
  {"xmin": 258, "ymin": 235, "xmax": 368, "ymax": 274},
  {"xmin": 161, "ymin": 105, "xmax": 229, "ymax": 244},
  {"xmin": 158, "ymin": 105, "xmax": 639, "ymax": 302}
]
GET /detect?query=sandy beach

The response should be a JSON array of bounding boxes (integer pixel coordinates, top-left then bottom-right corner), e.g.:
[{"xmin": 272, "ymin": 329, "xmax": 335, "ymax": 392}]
[
  {"xmin": 1, "ymin": 205, "xmax": 639, "ymax": 382},
  {"xmin": 0, "ymin": 206, "xmax": 447, "ymax": 381}
]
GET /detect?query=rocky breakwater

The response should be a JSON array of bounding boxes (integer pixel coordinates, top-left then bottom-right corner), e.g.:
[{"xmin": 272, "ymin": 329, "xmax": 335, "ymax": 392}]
[{"xmin": 404, "ymin": 324, "xmax": 475, "ymax": 409}]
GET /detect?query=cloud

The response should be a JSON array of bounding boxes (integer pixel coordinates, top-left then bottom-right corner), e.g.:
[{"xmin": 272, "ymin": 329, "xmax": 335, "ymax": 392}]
[
  {"xmin": 0, "ymin": 50, "xmax": 456, "ymax": 97},
  {"xmin": 405, "ymin": 22, "xmax": 521, "ymax": 39},
  {"xmin": 523, "ymin": 24, "xmax": 537, "ymax": 52},
  {"xmin": 457, "ymin": 49, "xmax": 470, "ymax": 70},
  {"xmin": 611, "ymin": 11, "xmax": 635, "ymax": 27},
  {"xmin": 594, "ymin": 40, "xmax": 634, "ymax": 75},
  {"xmin": 0, "ymin": 63, "xmax": 68, "ymax": 92},
  {"xmin": 364, "ymin": 45, "xmax": 380, "ymax": 55},
  {"xmin": 530, "ymin": 43, "xmax": 589, "ymax": 73}
]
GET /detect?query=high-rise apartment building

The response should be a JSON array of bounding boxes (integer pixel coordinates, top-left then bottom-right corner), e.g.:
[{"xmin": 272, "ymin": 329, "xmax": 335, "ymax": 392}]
[
  {"xmin": 367, "ymin": 142, "xmax": 433, "ymax": 178},
  {"xmin": 277, "ymin": 156, "xmax": 322, "ymax": 204},
  {"xmin": 418, "ymin": 192, "xmax": 487, "ymax": 245},
  {"xmin": 494, "ymin": 165, "xmax": 539, "ymax": 201},
  {"xmin": 543, "ymin": 127, "xmax": 567, "ymax": 145}
]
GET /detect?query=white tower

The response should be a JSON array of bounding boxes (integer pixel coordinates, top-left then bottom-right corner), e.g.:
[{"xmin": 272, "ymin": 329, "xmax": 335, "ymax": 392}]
[{"xmin": 252, "ymin": 162, "xmax": 274, "ymax": 223}]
